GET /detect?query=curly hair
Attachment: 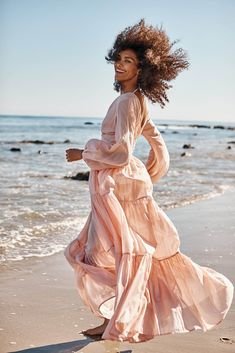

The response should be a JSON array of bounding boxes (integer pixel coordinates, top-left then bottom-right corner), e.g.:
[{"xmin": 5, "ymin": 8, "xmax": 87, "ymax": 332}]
[{"xmin": 105, "ymin": 18, "xmax": 190, "ymax": 107}]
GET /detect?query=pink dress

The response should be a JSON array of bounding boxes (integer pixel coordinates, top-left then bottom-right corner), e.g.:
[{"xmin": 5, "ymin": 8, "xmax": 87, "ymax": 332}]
[{"xmin": 64, "ymin": 91, "xmax": 234, "ymax": 343}]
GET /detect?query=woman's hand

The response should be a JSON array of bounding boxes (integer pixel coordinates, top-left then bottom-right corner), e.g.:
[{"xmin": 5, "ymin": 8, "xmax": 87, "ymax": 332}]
[{"xmin": 66, "ymin": 148, "xmax": 84, "ymax": 162}]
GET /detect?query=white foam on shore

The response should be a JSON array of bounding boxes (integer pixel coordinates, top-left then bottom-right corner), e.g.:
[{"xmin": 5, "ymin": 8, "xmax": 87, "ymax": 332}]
[
  {"xmin": 164, "ymin": 184, "xmax": 233, "ymax": 210},
  {"xmin": 0, "ymin": 216, "xmax": 88, "ymax": 263},
  {"xmin": 1, "ymin": 185, "xmax": 233, "ymax": 264}
]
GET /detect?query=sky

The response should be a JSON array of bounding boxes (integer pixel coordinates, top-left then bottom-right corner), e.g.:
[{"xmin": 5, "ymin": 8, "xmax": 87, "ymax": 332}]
[{"xmin": 0, "ymin": 0, "xmax": 235, "ymax": 122}]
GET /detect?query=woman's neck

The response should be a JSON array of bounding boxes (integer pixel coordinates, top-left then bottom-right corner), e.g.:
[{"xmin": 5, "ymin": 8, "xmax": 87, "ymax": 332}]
[{"xmin": 121, "ymin": 86, "xmax": 138, "ymax": 94}]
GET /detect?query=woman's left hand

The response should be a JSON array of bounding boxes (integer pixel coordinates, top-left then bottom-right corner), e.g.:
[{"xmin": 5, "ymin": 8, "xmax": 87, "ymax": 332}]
[{"xmin": 66, "ymin": 148, "xmax": 84, "ymax": 162}]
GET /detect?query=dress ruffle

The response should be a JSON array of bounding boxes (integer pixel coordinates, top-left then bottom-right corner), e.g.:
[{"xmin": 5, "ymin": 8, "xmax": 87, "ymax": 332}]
[{"xmin": 64, "ymin": 187, "xmax": 234, "ymax": 343}]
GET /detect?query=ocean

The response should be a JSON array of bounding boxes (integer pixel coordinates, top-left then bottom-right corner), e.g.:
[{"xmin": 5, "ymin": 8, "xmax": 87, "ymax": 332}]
[{"xmin": 0, "ymin": 115, "xmax": 234, "ymax": 264}]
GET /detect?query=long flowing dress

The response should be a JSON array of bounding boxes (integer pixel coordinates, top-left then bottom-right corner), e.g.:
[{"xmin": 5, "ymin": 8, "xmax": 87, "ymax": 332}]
[{"xmin": 64, "ymin": 91, "xmax": 234, "ymax": 343}]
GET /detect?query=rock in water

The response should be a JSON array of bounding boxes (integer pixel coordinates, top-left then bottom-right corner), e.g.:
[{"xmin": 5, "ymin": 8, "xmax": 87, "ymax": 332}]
[
  {"xmin": 182, "ymin": 144, "xmax": 195, "ymax": 149},
  {"xmin": 189, "ymin": 124, "xmax": 211, "ymax": 129},
  {"xmin": 10, "ymin": 147, "xmax": 21, "ymax": 152},
  {"xmin": 213, "ymin": 125, "xmax": 225, "ymax": 129},
  {"xmin": 65, "ymin": 171, "xmax": 90, "ymax": 181},
  {"xmin": 181, "ymin": 152, "xmax": 192, "ymax": 157},
  {"xmin": 20, "ymin": 140, "xmax": 54, "ymax": 144}
]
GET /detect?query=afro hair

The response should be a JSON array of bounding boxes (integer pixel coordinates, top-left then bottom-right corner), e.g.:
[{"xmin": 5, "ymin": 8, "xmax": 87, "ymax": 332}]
[{"xmin": 105, "ymin": 18, "xmax": 190, "ymax": 107}]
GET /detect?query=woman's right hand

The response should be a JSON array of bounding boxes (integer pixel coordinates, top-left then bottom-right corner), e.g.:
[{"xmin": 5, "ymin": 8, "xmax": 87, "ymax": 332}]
[{"xmin": 66, "ymin": 148, "xmax": 84, "ymax": 162}]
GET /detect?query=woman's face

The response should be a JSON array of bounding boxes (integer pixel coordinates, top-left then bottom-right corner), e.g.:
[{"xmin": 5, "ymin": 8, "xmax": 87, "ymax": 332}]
[{"xmin": 114, "ymin": 49, "xmax": 140, "ymax": 85}]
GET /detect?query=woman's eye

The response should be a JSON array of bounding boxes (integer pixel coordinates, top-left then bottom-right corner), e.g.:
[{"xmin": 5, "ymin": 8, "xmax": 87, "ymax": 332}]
[{"xmin": 114, "ymin": 57, "xmax": 131, "ymax": 64}]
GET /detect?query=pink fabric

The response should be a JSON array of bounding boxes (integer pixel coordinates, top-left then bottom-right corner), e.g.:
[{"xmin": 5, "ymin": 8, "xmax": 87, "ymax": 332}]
[{"xmin": 64, "ymin": 92, "xmax": 234, "ymax": 343}]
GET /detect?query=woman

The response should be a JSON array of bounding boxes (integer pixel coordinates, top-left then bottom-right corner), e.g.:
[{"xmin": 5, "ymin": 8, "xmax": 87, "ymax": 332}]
[{"xmin": 64, "ymin": 19, "xmax": 234, "ymax": 343}]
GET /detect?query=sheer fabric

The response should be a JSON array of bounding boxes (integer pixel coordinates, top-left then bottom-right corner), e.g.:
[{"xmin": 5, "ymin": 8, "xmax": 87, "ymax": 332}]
[{"xmin": 64, "ymin": 92, "xmax": 233, "ymax": 343}]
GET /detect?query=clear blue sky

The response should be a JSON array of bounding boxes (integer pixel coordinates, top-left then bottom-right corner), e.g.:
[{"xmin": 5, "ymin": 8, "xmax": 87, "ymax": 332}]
[{"xmin": 0, "ymin": 0, "xmax": 235, "ymax": 122}]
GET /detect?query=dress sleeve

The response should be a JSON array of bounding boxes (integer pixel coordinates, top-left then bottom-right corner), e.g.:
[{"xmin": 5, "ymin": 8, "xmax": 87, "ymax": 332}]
[
  {"xmin": 142, "ymin": 118, "xmax": 170, "ymax": 183},
  {"xmin": 82, "ymin": 95, "xmax": 140, "ymax": 170}
]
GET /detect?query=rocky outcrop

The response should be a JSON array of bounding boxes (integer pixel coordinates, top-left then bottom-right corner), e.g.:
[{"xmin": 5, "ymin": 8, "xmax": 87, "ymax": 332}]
[
  {"xmin": 181, "ymin": 152, "xmax": 192, "ymax": 157},
  {"xmin": 10, "ymin": 147, "xmax": 21, "ymax": 152},
  {"xmin": 20, "ymin": 140, "xmax": 54, "ymax": 144},
  {"xmin": 182, "ymin": 144, "xmax": 195, "ymax": 149},
  {"xmin": 64, "ymin": 171, "xmax": 90, "ymax": 181}
]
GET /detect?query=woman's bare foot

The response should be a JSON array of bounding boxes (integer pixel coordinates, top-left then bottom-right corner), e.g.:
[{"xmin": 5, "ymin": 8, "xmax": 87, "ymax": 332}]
[{"xmin": 82, "ymin": 318, "xmax": 109, "ymax": 336}]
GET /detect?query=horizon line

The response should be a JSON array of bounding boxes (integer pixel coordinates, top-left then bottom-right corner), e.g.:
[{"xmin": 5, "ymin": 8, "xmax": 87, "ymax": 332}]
[{"xmin": 0, "ymin": 113, "xmax": 234, "ymax": 125}]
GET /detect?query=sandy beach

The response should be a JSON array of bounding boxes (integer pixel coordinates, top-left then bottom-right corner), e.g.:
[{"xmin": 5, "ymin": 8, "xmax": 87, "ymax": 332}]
[{"xmin": 1, "ymin": 188, "xmax": 235, "ymax": 353}]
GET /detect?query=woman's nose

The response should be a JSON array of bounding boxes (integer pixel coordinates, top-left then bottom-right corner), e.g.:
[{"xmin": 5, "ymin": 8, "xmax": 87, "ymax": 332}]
[{"xmin": 116, "ymin": 62, "xmax": 124, "ymax": 69}]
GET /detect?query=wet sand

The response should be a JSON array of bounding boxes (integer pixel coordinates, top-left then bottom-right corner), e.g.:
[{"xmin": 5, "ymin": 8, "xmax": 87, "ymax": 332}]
[{"xmin": 1, "ymin": 188, "xmax": 235, "ymax": 353}]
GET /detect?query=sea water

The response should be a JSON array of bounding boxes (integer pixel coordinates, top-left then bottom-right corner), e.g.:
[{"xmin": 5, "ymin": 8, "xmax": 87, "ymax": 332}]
[{"xmin": 0, "ymin": 115, "xmax": 234, "ymax": 263}]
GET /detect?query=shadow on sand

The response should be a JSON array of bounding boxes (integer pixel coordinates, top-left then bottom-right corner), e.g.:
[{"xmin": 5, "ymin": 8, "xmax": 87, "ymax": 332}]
[
  {"xmin": 8, "ymin": 336, "xmax": 133, "ymax": 353},
  {"xmin": 8, "ymin": 337, "xmax": 94, "ymax": 353}
]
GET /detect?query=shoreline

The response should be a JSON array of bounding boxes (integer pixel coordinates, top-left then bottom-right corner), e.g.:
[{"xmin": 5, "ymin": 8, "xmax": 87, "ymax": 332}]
[
  {"xmin": 1, "ymin": 184, "xmax": 232, "ymax": 266},
  {"xmin": 1, "ymin": 187, "xmax": 235, "ymax": 352}
]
